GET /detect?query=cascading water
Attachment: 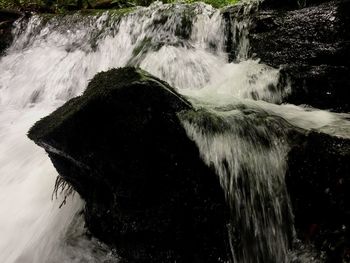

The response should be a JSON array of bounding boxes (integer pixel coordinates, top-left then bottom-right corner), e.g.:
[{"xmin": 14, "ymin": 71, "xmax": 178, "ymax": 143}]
[
  {"xmin": 1, "ymin": 1, "xmax": 350, "ymax": 262},
  {"xmin": 180, "ymin": 107, "xmax": 294, "ymax": 263}
]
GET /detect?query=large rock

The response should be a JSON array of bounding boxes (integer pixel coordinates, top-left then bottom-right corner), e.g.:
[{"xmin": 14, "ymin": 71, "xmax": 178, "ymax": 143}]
[
  {"xmin": 221, "ymin": 0, "xmax": 350, "ymax": 112},
  {"xmin": 287, "ymin": 131, "xmax": 350, "ymax": 262},
  {"xmin": 260, "ymin": 0, "xmax": 331, "ymax": 10},
  {"xmin": 28, "ymin": 67, "xmax": 231, "ymax": 262},
  {"xmin": 250, "ymin": 0, "xmax": 350, "ymax": 112}
]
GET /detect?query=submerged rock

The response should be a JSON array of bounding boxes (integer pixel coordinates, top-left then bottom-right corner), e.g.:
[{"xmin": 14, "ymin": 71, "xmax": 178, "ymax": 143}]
[
  {"xmin": 28, "ymin": 67, "xmax": 231, "ymax": 262},
  {"xmin": 250, "ymin": 0, "xmax": 350, "ymax": 112}
]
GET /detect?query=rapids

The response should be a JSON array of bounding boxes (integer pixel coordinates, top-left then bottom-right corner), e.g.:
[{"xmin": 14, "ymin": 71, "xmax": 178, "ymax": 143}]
[{"xmin": 0, "ymin": 1, "xmax": 349, "ymax": 262}]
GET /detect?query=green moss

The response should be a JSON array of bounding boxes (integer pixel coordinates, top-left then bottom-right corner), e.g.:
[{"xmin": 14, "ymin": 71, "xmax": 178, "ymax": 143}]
[
  {"xmin": 28, "ymin": 68, "xmax": 146, "ymax": 142},
  {"xmin": 179, "ymin": 108, "xmax": 233, "ymax": 134},
  {"xmin": 28, "ymin": 67, "xmax": 191, "ymax": 143},
  {"xmin": 76, "ymin": 6, "xmax": 135, "ymax": 16}
]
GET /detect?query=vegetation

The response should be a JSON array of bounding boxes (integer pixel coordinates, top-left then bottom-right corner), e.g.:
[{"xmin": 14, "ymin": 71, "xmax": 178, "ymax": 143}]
[{"xmin": 0, "ymin": 0, "xmax": 240, "ymax": 12}]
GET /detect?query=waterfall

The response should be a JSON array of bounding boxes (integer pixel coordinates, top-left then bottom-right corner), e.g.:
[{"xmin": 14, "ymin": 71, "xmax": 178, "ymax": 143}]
[
  {"xmin": 180, "ymin": 107, "xmax": 293, "ymax": 262},
  {"xmin": 0, "ymin": 2, "xmax": 349, "ymax": 262}
]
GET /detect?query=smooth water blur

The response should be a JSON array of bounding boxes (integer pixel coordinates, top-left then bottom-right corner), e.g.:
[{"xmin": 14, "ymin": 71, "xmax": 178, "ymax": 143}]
[
  {"xmin": 0, "ymin": 1, "xmax": 350, "ymax": 262},
  {"xmin": 0, "ymin": 107, "xmax": 117, "ymax": 263},
  {"xmin": 181, "ymin": 107, "xmax": 293, "ymax": 262}
]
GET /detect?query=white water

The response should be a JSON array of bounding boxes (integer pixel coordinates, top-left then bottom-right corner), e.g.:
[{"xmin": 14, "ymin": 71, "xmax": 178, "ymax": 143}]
[{"xmin": 0, "ymin": 2, "xmax": 349, "ymax": 262}]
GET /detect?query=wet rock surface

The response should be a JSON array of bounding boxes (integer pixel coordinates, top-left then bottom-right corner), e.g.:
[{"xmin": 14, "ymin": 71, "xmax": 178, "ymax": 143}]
[
  {"xmin": 250, "ymin": 0, "xmax": 350, "ymax": 112},
  {"xmin": 23, "ymin": 2, "xmax": 350, "ymax": 261},
  {"xmin": 27, "ymin": 66, "xmax": 350, "ymax": 262},
  {"xmin": 287, "ymin": 131, "xmax": 350, "ymax": 262},
  {"xmin": 260, "ymin": 0, "xmax": 331, "ymax": 10},
  {"xmin": 28, "ymin": 67, "xmax": 231, "ymax": 263},
  {"xmin": 0, "ymin": 9, "xmax": 21, "ymax": 55},
  {"xmin": 248, "ymin": 3, "xmax": 350, "ymax": 257}
]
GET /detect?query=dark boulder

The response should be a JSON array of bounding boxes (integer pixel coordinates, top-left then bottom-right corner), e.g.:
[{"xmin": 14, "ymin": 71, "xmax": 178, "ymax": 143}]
[
  {"xmin": 28, "ymin": 67, "xmax": 231, "ymax": 263},
  {"xmin": 287, "ymin": 131, "xmax": 350, "ymax": 262},
  {"xmin": 249, "ymin": 0, "xmax": 350, "ymax": 112},
  {"xmin": 260, "ymin": 0, "xmax": 331, "ymax": 10},
  {"xmin": 0, "ymin": 9, "xmax": 22, "ymax": 55}
]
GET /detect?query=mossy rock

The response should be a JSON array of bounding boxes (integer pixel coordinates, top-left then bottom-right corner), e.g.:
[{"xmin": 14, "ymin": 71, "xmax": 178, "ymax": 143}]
[{"xmin": 28, "ymin": 67, "xmax": 231, "ymax": 263}]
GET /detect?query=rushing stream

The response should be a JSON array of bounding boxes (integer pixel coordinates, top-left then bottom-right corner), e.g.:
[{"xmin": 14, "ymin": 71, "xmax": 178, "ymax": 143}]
[{"xmin": 0, "ymin": 1, "xmax": 349, "ymax": 262}]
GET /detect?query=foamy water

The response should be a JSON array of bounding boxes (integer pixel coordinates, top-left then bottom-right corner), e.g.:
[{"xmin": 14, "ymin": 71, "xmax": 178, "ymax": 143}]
[{"xmin": 0, "ymin": 2, "xmax": 349, "ymax": 262}]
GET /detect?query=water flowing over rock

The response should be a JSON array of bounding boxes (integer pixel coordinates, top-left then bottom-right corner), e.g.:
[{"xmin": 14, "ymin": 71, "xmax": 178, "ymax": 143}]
[
  {"xmin": 180, "ymin": 108, "xmax": 296, "ymax": 263},
  {"xmin": 1, "ymin": 1, "xmax": 350, "ymax": 262},
  {"xmin": 0, "ymin": 9, "xmax": 22, "ymax": 55},
  {"xmin": 28, "ymin": 67, "xmax": 232, "ymax": 263}
]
